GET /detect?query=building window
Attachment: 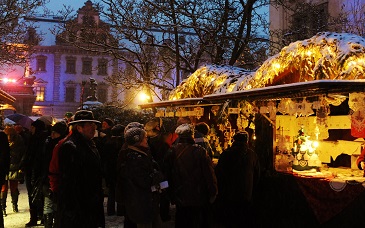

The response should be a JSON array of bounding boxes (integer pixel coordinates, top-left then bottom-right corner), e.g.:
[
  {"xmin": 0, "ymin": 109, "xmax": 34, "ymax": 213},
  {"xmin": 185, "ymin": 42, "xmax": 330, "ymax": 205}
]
[
  {"xmin": 66, "ymin": 57, "xmax": 76, "ymax": 74},
  {"xmin": 98, "ymin": 88, "xmax": 107, "ymax": 103},
  {"xmin": 82, "ymin": 58, "xmax": 92, "ymax": 75},
  {"xmin": 97, "ymin": 59, "xmax": 108, "ymax": 76},
  {"xmin": 36, "ymin": 56, "xmax": 47, "ymax": 72},
  {"xmin": 35, "ymin": 86, "xmax": 45, "ymax": 101},
  {"xmin": 65, "ymin": 87, "xmax": 75, "ymax": 102}
]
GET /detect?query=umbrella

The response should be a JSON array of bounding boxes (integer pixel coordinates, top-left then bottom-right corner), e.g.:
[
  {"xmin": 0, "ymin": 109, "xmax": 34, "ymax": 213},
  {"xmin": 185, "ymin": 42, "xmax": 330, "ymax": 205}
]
[
  {"xmin": 37, "ymin": 115, "xmax": 55, "ymax": 126},
  {"xmin": 3, "ymin": 118, "xmax": 16, "ymax": 125},
  {"xmin": 5, "ymin": 113, "xmax": 34, "ymax": 130}
]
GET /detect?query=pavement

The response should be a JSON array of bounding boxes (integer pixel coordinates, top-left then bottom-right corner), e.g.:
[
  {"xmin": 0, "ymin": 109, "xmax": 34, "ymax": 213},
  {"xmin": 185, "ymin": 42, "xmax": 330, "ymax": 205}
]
[{"xmin": 3, "ymin": 184, "xmax": 175, "ymax": 228}]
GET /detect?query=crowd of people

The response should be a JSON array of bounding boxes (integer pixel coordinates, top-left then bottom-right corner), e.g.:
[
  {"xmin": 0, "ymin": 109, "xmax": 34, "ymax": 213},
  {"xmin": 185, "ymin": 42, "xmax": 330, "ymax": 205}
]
[{"xmin": 0, "ymin": 110, "xmax": 261, "ymax": 228}]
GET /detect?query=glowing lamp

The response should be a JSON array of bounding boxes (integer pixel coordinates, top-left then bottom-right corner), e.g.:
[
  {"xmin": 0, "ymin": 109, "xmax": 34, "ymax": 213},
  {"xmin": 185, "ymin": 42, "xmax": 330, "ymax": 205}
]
[{"xmin": 138, "ymin": 92, "xmax": 150, "ymax": 102}]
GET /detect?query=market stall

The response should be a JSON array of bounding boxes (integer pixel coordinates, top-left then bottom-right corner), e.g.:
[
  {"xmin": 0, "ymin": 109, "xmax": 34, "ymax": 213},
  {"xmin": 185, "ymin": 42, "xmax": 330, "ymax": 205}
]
[{"xmin": 140, "ymin": 32, "xmax": 365, "ymax": 226}]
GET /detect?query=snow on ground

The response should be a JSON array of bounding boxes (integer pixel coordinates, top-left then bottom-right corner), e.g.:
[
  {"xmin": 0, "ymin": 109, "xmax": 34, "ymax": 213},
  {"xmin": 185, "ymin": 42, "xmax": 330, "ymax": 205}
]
[{"xmin": 3, "ymin": 184, "xmax": 174, "ymax": 228}]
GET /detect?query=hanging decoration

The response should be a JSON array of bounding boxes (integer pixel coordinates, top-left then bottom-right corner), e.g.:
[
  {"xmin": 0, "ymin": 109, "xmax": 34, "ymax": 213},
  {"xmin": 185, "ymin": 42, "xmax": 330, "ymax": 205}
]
[
  {"xmin": 155, "ymin": 109, "xmax": 165, "ymax": 117},
  {"xmin": 194, "ymin": 107, "xmax": 204, "ymax": 119},
  {"xmin": 349, "ymin": 92, "xmax": 365, "ymax": 112},
  {"xmin": 316, "ymin": 96, "xmax": 330, "ymax": 126},
  {"xmin": 267, "ymin": 101, "xmax": 277, "ymax": 120},
  {"xmin": 296, "ymin": 98, "xmax": 314, "ymax": 117},
  {"xmin": 348, "ymin": 92, "xmax": 365, "ymax": 137}
]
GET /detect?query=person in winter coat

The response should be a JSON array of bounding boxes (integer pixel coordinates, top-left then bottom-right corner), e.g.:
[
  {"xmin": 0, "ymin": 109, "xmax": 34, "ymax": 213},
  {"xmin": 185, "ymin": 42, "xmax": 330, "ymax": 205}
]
[
  {"xmin": 1, "ymin": 126, "xmax": 26, "ymax": 216},
  {"xmin": 56, "ymin": 110, "xmax": 105, "ymax": 228},
  {"xmin": 119, "ymin": 126, "xmax": 164, "ymax": 228},
  {"xmin": 215, "ymin": 130, "xmax": 261, "ymax": 227},
  {"xmin": 106, "ymin": 124, "xmax": 125, "ymax": 216},
  {"xmin": 0, "ymin": 130, "xmax": 10, "ymax": 228},
  {"xmin": 145, "ymin": 119, "xmax": 171, "ymax": 222},
  {"xmin": 116, "ymin": 122, "xmax": 144, "ymax": 228},
  {"xmin": 165, "ymin": 123, "xmax": 217, "ymax": 228},
  {"xmin": 24, "ymin": 119, "xmax": 49, "ymax": 227},
  {"xmin": 41, "ymin": 121, "xmax": 68, "ymax": 228},
  {"xmin": 194, "ymin": 122, "xmax": 214, "ymax": 159}
]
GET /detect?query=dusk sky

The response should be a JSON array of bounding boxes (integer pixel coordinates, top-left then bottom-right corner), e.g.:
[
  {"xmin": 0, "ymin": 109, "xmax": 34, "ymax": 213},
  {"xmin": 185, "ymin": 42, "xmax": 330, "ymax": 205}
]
[{"xmin": 46, "ymin": 0, "xmax": 85, "ymax": 15}]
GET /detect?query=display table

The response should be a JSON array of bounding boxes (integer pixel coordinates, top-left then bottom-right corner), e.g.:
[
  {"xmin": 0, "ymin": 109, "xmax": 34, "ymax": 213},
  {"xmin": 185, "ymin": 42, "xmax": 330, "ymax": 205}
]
[
  {"xmin": 294, "ymin": 173, "xmax": 365, "ymax": 223},
  {"xmin": 254, "ymin": 170, "xmax": 365, "ymax": 227}
]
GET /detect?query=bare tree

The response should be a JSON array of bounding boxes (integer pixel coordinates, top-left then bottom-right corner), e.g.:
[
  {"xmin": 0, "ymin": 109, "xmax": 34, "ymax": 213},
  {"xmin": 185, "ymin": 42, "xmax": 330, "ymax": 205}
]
[
  {"xmin": 56, "ymin": 0, "xmax": 270, "ymax": 101},
  {"xmin": 329, "ymin": 0, "xmax": 365, "ymax": 37},
  {"xmin": 0, "ymin": 0, "xmax": 46, "ymax": 71},
  {"xmin": 269, "ymin": 1, "xmax": 330, "ymax": 54}
]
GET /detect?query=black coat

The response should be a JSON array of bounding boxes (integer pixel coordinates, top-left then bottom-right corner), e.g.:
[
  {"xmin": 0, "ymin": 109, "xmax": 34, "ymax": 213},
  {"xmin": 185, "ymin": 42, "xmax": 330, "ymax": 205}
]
[
  {"xmin": 165, "ymin": 137, "xmax": 217, "ymax": 207},
  {"xmin": 117, "ymin": 145, "xmax": 162, "ymax": 224},
  {"xmin": 57, "ymin": 130, "xmax": 104, "ymax": 228},
  {"xmin": 0, "ymin": 131, "xmax": 10, "ymax": 186},
  {"xmin": 215, "ymin": 141, "xmax": 260, "ymax": 204}
]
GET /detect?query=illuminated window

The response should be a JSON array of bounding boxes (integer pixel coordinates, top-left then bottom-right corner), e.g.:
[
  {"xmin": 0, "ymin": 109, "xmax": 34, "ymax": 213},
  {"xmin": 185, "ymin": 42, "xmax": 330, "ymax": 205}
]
[
  {"xmin": 36, "ymin": 56, "xmax": 47, "ymax": 72},
  {"xmin": 35, "ymin": 86, "xmax": 45, "ymax": 101},
  {"xmin": 82, "ymin": 58, "xmax": 92, "ymax": 75},
  {"xmin": 97, "ymin": 59, "xmax": 108, "ymax": 76},
  {"xmin": 66, "ymin": 57, "xmax": 76, "ymax": 74},
  {"xmin": 65, "ymin": 87, "xmax": 75, "ymax": 102}
]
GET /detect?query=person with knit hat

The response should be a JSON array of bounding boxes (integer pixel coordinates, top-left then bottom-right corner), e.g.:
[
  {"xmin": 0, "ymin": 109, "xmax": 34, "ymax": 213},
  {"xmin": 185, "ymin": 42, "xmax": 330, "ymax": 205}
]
[
  {"xmin": 215, "ymin": 130, "xmax": 260, "ymax": 227},
  {"xmin": 56, "ymin": 110, "xmax": 105, "ymax": 228},
  {"xmin": 39, "ymin": 121, "xmax": 68, "ymax": 228},
  {"xmin": 165, "ymin": 123, "xmax": 218, "ymax": 228},
  {"xmin": 117, "ymin": 125, "xmax": 164, "ymax": 227},
  {"xmin": 115, "ymin": 122, "xmax": 144, "ymax": 227}
]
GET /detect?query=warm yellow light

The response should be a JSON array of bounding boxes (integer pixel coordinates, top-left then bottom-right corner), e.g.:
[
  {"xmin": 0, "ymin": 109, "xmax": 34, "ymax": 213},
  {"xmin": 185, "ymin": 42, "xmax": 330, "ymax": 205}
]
[
  {"xmin": 312, "ymin": 141, "xmax": 319, "ymax": 148},
  {"xmin": 138, "ymin": 92, "xmax": 150, "ymax": 102},
  {"xmin": 273, "ymin": 63, "xmax": 281, "ymax": 69}
]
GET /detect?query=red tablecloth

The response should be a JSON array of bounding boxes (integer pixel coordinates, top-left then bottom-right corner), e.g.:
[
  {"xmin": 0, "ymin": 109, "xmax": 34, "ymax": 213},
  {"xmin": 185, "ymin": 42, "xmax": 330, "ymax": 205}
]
[{"xmin": 295, "ymin": 176, "xmax": 365, "ymax": 224}]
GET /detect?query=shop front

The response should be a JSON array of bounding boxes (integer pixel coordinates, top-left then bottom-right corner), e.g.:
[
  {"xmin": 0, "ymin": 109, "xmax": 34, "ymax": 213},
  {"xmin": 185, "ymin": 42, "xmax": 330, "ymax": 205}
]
[{"xmin": 140, "ymin": 32, "xmax": 365, "ymax": 226}]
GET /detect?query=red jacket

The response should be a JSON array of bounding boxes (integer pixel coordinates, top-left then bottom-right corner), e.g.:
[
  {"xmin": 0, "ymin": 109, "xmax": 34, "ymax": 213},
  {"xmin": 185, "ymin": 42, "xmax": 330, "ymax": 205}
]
[{"xmin": 48, "ymin": 133, "xmax": 71, "ymax": 192}]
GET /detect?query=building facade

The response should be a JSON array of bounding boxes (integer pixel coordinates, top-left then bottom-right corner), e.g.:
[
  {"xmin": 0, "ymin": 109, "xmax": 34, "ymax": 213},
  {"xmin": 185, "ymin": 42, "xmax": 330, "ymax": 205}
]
[
  {"xmin": 269, "ymin": 0, "xmax": 365, "ymax": 53},
  {"xmin": 28, "ymin": 1, "xmax": 123, "ymax": 118}
]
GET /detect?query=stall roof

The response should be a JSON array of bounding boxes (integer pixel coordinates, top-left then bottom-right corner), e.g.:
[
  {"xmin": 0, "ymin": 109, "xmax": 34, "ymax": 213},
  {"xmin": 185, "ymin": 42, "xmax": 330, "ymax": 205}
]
[
  {"xmin": 204, "ymin": 80, "xmax": 365, "ymax": 102},
  {"xmin": 139, "ymin": 98, "xmax": 205, "ymax": 109},
  {"xmin": 0, "ymin": 88, "xmax": 15, "ymax": 104}
]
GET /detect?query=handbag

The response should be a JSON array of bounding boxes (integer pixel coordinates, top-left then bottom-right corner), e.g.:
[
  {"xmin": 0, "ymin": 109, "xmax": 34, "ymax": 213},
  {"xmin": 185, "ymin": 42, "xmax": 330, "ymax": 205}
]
[{"xmin": 8, "ymin": 170, "xmax": 24, "ymax": 181}]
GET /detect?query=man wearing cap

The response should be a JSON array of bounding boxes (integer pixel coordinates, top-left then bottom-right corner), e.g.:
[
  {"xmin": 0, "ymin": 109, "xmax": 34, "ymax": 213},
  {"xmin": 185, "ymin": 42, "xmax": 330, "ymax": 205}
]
[
  {"xmin": 55, "ymin": 110, "xmax": 105, "ymax": 228},
  {"xmin": 215, "ymin": 131, "xmax": 260, "ymax": 227}
]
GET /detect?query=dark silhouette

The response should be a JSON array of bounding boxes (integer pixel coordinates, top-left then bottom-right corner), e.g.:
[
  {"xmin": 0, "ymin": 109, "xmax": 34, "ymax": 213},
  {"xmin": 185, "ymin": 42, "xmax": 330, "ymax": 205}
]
[{"xmin": 215, "ymin": 131, "xmax": 261, "ymax": 227}]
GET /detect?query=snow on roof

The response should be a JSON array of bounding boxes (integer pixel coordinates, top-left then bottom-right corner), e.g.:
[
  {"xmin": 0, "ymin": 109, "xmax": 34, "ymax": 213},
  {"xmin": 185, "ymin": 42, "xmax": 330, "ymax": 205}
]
[
  {"xmin": 168, "ymin": 64, "xmax": 255, "ymax": 100},
  {"xmin": 252, "ymin": 32, "xmax": 365, "ymax": 88},
  {"xmin": 169, "ymin": 32, "xmax": 365, "ymax": 102}
]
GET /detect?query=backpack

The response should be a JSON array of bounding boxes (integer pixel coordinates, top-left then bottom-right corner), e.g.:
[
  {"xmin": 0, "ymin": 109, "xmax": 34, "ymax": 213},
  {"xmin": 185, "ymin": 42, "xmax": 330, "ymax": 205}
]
[{"xmin": 48, "ymin": 133, "xmax": 71, "ymax": 193}]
